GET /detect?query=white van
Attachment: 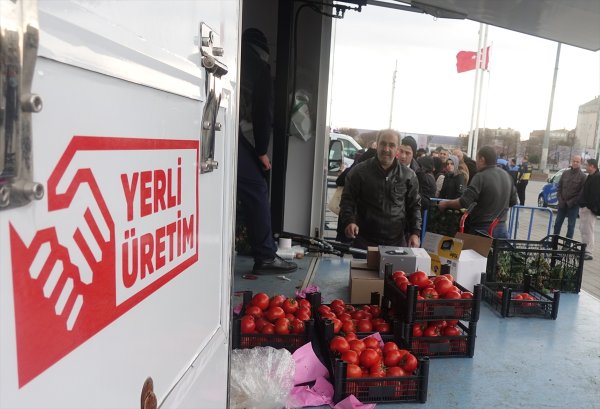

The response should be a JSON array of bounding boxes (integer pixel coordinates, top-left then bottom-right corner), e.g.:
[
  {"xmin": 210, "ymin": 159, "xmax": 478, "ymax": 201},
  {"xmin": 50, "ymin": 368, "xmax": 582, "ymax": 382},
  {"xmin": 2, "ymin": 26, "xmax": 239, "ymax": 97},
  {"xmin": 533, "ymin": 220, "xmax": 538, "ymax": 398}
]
[{"xmin": 328, "ymin": 133, "xmax": 363, "ymax": 182}]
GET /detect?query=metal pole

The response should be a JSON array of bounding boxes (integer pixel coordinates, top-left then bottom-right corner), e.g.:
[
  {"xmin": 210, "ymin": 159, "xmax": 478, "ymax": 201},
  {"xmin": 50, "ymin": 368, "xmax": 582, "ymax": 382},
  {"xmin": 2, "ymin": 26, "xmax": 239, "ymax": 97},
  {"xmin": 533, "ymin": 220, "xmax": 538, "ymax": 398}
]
[
  {"xmin": 467, "ymin": 23, "xmax": 484, "ymax": 158},
  {"xmin": 389, "ymin": 59, "xmax": 397, "ymax": 129},
  {"xmin": 472, "ymin": 24, "xmax": 488, "ymax": 158},
  {"xmin": 540, "ymin": 42, "xmax": 561, "ymax": 172}
]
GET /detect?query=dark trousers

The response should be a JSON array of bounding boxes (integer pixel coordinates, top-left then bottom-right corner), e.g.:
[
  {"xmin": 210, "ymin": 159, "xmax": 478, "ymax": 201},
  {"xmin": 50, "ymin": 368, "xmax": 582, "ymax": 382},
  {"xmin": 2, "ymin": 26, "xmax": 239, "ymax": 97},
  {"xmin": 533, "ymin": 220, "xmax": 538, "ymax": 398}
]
[
  {"xmin": 553, "ymin": 206, "xmax": 579, "ymax": 239},
  {"xmin": 516, "ymin": 181, "xmax": 528, "ymax": 206},
  {"xmin": 237, "ymin": 142, "xmax": 277, "ymax": 262}
]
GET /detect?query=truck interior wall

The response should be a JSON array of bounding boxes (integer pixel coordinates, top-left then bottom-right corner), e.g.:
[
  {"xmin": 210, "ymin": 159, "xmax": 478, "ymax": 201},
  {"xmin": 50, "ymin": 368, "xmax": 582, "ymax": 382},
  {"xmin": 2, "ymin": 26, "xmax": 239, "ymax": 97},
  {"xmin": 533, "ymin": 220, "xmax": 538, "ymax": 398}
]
[{"xmin": 242, "ymin": 1, "xmax": 332, "ymax": 237}]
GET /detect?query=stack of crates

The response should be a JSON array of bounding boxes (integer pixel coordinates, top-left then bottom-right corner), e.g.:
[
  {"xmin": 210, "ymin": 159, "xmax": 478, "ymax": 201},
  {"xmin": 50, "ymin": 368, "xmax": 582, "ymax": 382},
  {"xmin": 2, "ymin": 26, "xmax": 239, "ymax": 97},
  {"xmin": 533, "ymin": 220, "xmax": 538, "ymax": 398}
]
[
  {"xmin": 382, "ymin": 263, "xmax": 481, "ymax": 358},
  {"xmin": 314, "ymin": 293, "xmax": 430, "ymax": 404}
]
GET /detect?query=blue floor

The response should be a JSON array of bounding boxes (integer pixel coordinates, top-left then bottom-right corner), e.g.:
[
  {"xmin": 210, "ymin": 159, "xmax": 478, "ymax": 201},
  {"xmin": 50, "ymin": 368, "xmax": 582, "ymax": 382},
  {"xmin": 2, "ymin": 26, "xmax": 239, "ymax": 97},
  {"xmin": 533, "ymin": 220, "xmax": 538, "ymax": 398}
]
[{"xmin": 234, "ymin": 254, "xmax": 600, "ymax": 408}]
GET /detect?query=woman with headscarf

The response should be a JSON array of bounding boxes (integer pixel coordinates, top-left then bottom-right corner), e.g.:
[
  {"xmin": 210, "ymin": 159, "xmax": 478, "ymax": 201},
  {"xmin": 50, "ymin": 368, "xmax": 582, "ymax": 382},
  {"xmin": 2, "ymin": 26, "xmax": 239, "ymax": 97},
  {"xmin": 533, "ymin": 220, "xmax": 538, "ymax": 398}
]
[{"xmin": 439, "ymin": 154, "xmax": 465, "ymax": 199}]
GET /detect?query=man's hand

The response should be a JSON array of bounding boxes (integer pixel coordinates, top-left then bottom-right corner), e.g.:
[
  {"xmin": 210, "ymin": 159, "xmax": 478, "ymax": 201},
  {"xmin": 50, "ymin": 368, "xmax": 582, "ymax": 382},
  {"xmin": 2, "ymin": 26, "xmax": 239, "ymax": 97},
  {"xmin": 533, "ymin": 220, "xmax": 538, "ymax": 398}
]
[
  {"xmin": 438, "ymin": 200, "xmax": 448, "ymax": 210},
  {"xmin": 258, "ymin": 154, "xmax": 271, "ymax": 170},
  {"xmin": 407, "ymin": 234, "xmax": 420, "ymax": 248},
  {"xmin": 345, "ymin": 223, "xmax": 359, "ymax": 239}
]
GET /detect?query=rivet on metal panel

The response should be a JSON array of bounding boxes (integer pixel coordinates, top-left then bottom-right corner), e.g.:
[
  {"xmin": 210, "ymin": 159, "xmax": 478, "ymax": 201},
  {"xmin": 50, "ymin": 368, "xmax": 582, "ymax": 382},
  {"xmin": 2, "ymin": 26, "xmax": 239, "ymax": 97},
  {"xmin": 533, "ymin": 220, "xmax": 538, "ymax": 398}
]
[
  {"xmin": 214, "ymin": 122, "xmax": 222, "ymax": 131},
  {"xmin": 21, "ymin": 93, "xmax": 43, "ymax": 112},
  {"xmin": 0, "ymin": 186, "xmax": 11, "ymax": 208},
  {"xmin": 202, "ymin": 121, "xmax": 211, "ymax": 130}
]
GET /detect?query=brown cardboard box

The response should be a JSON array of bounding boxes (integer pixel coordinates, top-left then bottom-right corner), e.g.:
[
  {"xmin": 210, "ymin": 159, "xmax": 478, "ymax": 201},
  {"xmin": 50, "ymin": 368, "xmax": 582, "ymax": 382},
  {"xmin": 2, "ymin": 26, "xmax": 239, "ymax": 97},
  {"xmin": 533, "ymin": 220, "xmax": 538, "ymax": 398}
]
[
  {"xmin": 349, "ymin": 268, "xmax": 383, "ymax": 304},
  {"xmin": 367, "ymin": 246, "xmax": 380, "ymax": 269}
]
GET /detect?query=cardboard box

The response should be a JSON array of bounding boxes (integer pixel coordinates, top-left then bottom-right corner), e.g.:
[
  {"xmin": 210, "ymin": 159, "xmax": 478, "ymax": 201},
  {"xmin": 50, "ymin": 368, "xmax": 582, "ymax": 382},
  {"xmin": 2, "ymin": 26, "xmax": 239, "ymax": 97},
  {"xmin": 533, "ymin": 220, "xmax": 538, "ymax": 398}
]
[
  {"xmin": 367, "ymin": 246, "xmax": 380, "ymax": 269},
  {"xmin": 378, "ymin": 247, "xmax": 431, "ymax": 278},
  {"xmin": 349, "ymin": 267, "xmax": 383, "ymax": 304},
  {"xmin": 423, "ymin": 232, "xmax": 493, "ymax": 291}
]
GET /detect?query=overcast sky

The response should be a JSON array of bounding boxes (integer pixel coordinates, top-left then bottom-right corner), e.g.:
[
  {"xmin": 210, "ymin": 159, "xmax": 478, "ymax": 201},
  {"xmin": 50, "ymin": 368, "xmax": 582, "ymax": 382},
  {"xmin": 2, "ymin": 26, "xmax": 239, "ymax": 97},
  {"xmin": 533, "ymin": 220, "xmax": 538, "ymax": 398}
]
[{"xmin": 328, "ymin": 6, "xmax": 600, "ymax": 140}]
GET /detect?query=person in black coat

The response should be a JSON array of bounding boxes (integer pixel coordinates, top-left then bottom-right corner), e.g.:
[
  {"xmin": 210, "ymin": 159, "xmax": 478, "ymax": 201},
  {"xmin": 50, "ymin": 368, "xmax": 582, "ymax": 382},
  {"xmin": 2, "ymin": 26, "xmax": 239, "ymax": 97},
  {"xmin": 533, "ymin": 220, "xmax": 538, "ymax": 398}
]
[
  {"xmin": 439, "ymin": 154, "xmax": 465, "ymax": 199},
  {"xmin": 578, "ymin": 158, "xmax": 600, "ymax": 260},
  {"xmin": 416, "ymin": 155, "xmax": 437, "ymax": 211}
]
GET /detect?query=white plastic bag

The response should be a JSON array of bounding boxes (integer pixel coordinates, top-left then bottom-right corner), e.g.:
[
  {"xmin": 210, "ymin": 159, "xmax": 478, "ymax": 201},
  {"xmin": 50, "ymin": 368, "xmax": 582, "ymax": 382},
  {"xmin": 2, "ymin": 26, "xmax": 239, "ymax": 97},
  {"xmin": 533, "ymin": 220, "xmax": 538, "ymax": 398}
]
[
  {"xmin": 289, "ymin": 90, "xmax": 313, "ymax": 142},
  {"xmin": 230, "ymin": 347, "xmax": 296, "ymax": 409}
]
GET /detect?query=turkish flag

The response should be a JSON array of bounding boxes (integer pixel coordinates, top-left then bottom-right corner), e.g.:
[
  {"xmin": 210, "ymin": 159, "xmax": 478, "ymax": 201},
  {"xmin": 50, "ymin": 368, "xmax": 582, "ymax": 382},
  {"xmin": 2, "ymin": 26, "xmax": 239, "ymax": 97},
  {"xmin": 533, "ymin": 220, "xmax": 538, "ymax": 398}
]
[{"xmin": 456, "ymin": 47, "xmax": 490, "ymax": 73}]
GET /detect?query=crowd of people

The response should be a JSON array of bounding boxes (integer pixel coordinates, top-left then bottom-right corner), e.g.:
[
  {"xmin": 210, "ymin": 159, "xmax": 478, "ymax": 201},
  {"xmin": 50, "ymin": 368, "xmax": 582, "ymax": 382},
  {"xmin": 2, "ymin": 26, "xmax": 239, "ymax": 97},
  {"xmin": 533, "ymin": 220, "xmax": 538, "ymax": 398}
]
[{"xmin": 335, "ymin": 129, "xmax": 599, "ymax": 262}]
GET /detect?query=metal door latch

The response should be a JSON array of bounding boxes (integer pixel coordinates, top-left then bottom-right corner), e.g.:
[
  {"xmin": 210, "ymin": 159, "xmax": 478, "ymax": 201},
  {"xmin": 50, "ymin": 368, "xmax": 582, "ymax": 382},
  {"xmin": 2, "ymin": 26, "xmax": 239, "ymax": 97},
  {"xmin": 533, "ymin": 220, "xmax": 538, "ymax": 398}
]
[{"xmin": 0, "ymin": 0, "xmax": 44, "ymax": 210}]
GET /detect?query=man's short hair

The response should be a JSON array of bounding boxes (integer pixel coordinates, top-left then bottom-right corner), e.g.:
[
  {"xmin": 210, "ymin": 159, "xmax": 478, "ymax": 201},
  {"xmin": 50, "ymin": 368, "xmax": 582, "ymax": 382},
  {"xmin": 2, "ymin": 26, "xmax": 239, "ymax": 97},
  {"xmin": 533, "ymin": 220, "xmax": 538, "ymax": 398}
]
[
  {"xmin": 477, "ymin": 146, "xmax": 497, "ymax": 166},
  {"xmin": 587, "ymin": 158, "xmax": 598, "ymax": 169},
  {"xmin": 376, "ymin": 129, "xmax": 401, "ymax": 145}
]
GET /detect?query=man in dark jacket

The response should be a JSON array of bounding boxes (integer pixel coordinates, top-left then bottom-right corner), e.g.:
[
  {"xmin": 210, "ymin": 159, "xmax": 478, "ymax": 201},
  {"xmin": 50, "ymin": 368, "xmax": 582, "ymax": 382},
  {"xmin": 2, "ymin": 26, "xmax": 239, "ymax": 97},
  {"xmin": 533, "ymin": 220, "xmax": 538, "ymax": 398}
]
[
  {"xmin": 553, "ymin": 155, "xmax": 586, "ymax": 239},
  {"xmin": 339, "ymin": 129, "xmax": 422, "ymax": 249},
  {"xmin": 438, "ymin": 146, "xmax": 517, "ymax": 238},
  {"xmin": 515, "ymin": 156, "xmax": 531, "ymax": 205},
  {"xmin": 237, "ymin": 28, "xmax": 297, "ymax": 274},
  {"xmin": 578, "ymin": 159, "xmax": 600, "ymax": 260}
]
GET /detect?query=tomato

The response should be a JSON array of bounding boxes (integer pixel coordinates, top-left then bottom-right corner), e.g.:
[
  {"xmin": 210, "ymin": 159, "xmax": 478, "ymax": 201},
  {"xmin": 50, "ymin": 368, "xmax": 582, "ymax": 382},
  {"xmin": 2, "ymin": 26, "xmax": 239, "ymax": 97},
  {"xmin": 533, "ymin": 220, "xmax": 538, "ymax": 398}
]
[
  {"xmin": 330, "ymin": 336, "xmax": 350, "ymax": 354},
  {"xmin": 269, "ymin": 294, "xmax": 286, "ymax": 309},
  {"xmin": 282, "ymin": 298, "xmax": 299, "ymax": 314},
  {"xmin": 260, "ymin": 322, "xmax": 275, "ymax": 334},
  {"xmin": 338, "ymin": 313, "xmax": 352, "ymax": 322},
  {"xmin": 442, "ymin": 326, "xmax": 461, "ymax": 336},
  {"xmin": 386, "ymin": 366, "xmax": 407, "ymax": 377},
  {"xmin": 297, "ymin": 298, "xmax": 311, "ymax": 310},
  {"xmin": 412, "ymin": 322, "xmax": 425, "ymax": 337},
  {"xmin": 384, "ymin": 349, "xmax": 403, "ymax": 367},
  {"xmin": 321, "ymin": 311, "xmax": 336, "ymax": 320},
  {"xmin": 443, "ymin": 290, "xmax": 462, "ymax": 300},
  {"xmin": 461, "ymin": 292, "xmax": 474, "ymax": 299},
  {"xmin": 330, "ymin": 318, "xmax": 343, "ymax": 334},
  {"xmin": 346, "ymin": 364, "xmax": 362, "ymax": 378},
  {"xmin": 383, "ymin": 341, "xmax": 399, "ymax": 354},
  {"xmin": 359, "ymin": 348, "xmax": 381, "ymax": 368},
  {"xmin": 357, "ymin": 319, "xmax": 373, "ymax": 332},
  {"xmin": 369, "ymin": 305, "xmax": 382, "ymax": 318},
  {"xmin": 431, "ymin": 320, "xmax": 447, "ymax": 328},
  {"xmin": 330, "ymin": 299, "xmax": 346, "ymax": 310},
  {"xmin": 408, "ymin": 271, "xmax": 428, "ymax": 286},
  {"xmin": 419, "ymin": 279, "xmax": 434, "ymax": 289},
  {"xmin": 295, "ymin": 310, "xmax": 311, "ymax": 321},
  {"xmin": 392, "ymin": 270, "xmax": 406, "ymax": 280},
  {"xmin": 374, "ymin": 322, "xmax": 390, "ymax": 333},
  {"xmin": 345, "ymin": 332, "xmax": 358, "ymax": 342},
  {"xmin": 244, "ymin": 305, "xmax": 263, "ymax": 318},
  {"xmin": 448, "ymin": 285, "xmax": 461, "ymax": 294},
  {"xmin": 363, "ymin": 337, "xmax": 380, "ymax": 350},
  {"xmin": 341, "ymin": 349, "xmax": 359, "ymax": 365},
  {"xmin": 441, "ymin": 273, "xmax": 454, "ymax": 283},
  {"xmin": 341, "ymin": 320, "xmax": 356, "ymax": 334},
  {"xmin": 274, "ymin": 318, "xmax": 291, "ymax": 335},
  {"xmin": 265, "ymin": 306, "xmax": 285, "ymax": 322},
  {"xmin": 434, "ymin": 277, "xmax": 453, "ymax": 295},
  {"xmin": 254, "ymin": 318, "xmax": 269, "ymax": 332},
  {"xmin": 512, "ymin": 293, "xmax": 524, "ymax": 300},
  {"xmin": 285, "ymin": 313, "xmax": 295, "ymax": 321},
  {"xmin": 331, "ymin": 305, "xmax": 345, "ymax": 316},
  {"xmin": 240, "ymin": 315, "xmax": 255, "ymax": 334},
  {"xmin": 446, "ymin": 320, "xmax": 458, "ymax": 326},
  {"xmin": 351, "ymin": 310, "xmax": 367, "ymax": 320},
  {"xmin": 369, "ymin": 364, "xmax": 386, "ymax": 378},
  {"xmin": 421, "ymin": 287, "xmax": 439, "ymax": 299},
  {"xmin": 398, "ymin": 282, "xmax": 409, "ymax": 293},
  {"xmin": 291, "ymin": 319, "xmax": 305, "ymax": 334},
  {"xmin": 250, "ymin": 292, "xmax": 270, "ymax": 311},
  {"xmin": 349, "ymin": 339, "xmax": 366, "ymax": 354},
  {"xmin": 424, "ymin": 325, "xmax": 441, "ymax": 337},
  {"xmin": 318, "ymin": 305, "xmax": 332, "ymax": 315},
  {"xmin": 398, "ymin": 352, "xmax": 418, "ymax": 372}
]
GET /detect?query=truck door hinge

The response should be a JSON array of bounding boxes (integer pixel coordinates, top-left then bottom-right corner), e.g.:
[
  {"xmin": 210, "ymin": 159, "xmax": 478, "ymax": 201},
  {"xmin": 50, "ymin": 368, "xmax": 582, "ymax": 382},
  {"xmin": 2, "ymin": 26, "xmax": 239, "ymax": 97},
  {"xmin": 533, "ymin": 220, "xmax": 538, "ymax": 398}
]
[
  {"xmin": 199, "ymin": 22, "xmax": 228, "ymax": 174},
  {"xmin": 0, "ymin": 0, "xmax": 44, "ymax": 210}
]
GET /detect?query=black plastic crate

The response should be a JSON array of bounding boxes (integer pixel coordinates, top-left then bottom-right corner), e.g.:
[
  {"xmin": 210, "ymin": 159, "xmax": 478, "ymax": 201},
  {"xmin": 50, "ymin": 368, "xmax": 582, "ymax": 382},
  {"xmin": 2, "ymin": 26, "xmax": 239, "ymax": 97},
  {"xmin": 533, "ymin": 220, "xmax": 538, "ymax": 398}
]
[
  {"xmin": 382, "ymin": 266, "xmax": 482, "ymax": 323},
  {"xmin": 231, "ymin": 291, "xmax": 317, "ymax": 352},
  {"xmin": 481, "ymin": 273, "xmax": 560, "ymax": 319},
  {"xmin": 486, "ymin": 234, "xmax": 584, "ymax": 293},
  {"xmin": 313, "ymin": 292, "xmax": 396, "ymax": 337},
  {"xmin": 398, "ymin": 321, "xmax": 476, "ymax": 358},
  {"xmin": 425, "ymin": 205, "xmax": 465, "ymax": 237},
  {"xmin": 330, "ymin": 357, "xmax": 429, "ymax": 404}
]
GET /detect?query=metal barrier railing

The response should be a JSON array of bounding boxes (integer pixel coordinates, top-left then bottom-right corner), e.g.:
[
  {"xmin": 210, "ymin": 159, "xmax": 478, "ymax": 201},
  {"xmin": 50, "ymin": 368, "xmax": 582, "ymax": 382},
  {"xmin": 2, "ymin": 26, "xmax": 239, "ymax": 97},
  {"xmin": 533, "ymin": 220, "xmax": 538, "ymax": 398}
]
[{"xmin": 508, "ymin": 205, "xmax": 554, "ymax": 241}]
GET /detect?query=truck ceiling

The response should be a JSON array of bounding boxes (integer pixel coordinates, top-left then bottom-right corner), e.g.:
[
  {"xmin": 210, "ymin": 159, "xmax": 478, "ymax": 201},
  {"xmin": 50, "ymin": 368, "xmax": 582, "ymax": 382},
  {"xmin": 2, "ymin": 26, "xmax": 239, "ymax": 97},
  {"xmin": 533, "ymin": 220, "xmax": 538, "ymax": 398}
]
[{"xmin": 364, "ymin": 0, "xmax": 600, "ymax": 52}]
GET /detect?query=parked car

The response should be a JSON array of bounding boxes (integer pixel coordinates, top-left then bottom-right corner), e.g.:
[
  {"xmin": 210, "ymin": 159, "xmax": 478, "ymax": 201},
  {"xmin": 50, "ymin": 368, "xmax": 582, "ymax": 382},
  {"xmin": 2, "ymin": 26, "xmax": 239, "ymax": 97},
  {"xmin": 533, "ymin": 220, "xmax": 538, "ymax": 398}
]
[
  {"xmin": 537, "ymin": 168, "xmax": 587, "ymax": 207},
  {"xmin": 328, "ymin": 133, "xmax": 363, "ymax": 183}
]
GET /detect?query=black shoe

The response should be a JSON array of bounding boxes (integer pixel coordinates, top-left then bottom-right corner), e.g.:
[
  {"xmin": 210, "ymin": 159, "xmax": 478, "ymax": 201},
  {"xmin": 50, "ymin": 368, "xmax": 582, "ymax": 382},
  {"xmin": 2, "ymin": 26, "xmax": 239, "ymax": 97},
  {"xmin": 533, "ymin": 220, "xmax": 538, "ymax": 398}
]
[
  {"xmin": 253, "ymin": 256, "xmax": 298, "ymax": 274},
  {"xmin": 584, "ymin": 254, "xmax": 593, "ymax": 260}
]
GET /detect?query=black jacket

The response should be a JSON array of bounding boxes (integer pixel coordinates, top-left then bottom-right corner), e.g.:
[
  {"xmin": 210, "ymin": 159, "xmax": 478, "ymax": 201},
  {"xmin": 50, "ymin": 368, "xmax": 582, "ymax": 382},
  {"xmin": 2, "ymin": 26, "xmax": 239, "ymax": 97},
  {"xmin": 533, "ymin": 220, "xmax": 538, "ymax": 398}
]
[
  {"xmin": 439, "ymin": 173, "xmax": 465, "ymax": 199},
  {"xmin": 339, "ymin": 157, "xmax": 422, "ymax": 245},
  {"xmin": 416, "ymin": 156, "xmax": 436, "ymax": 210},
  {"xmin": 463, "ymin": 155, "xmax": 478, "ymax": 185},
  {"xmin": 579, "ymin": 170, "xmax": 600, "ymax": 215}
]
